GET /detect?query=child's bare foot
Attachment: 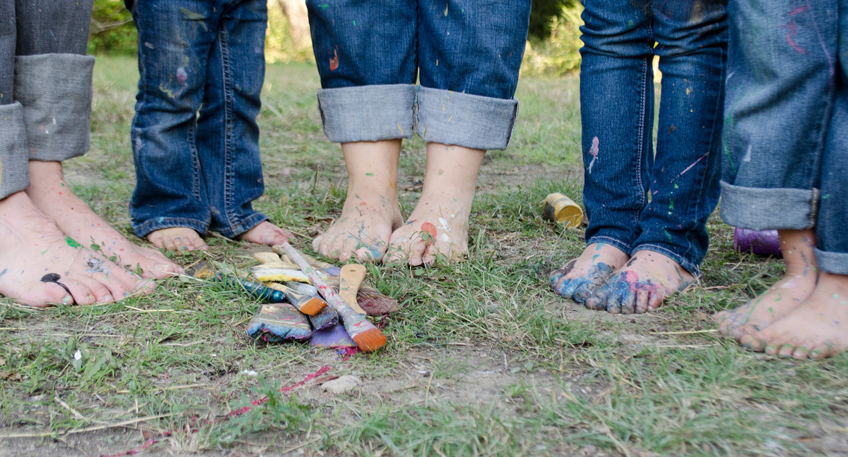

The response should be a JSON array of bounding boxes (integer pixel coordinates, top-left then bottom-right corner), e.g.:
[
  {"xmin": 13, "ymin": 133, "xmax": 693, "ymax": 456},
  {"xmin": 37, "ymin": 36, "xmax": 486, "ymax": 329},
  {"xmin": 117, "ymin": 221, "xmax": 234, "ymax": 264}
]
[
  {"xmin": 739, "ymin": 273, "xmax": 848, "ymax": 359},
  {"xmin": 385, "ymin": 144, "xmax": 484, "ymax": 266},
  {"xmin": 238, "ymin": 221, "xmax": 293, "ymax": 246},
  {"xmin": 312, "ymin": 140, "xmax": 403, "ymax": 262},
  {"xmin": 550, "ymin": 243, "xmax": 630, "ymax": 304},
  {"xmin": 715, "ymin": 229, "xmax": 818, "ymax": 340},
  {"xmin": 0, "ymin": 192, "xmax": 155, "ymax": 307},
  {"xmin": 146, "ymin": 227, "xmax": 208, "ymax": 252},
  {"xmin": 585, "ymin": 250, "xmax": 695, "ymax": 313},
  {"xmin": 25, "ymin": 161, "xmax": 183, "ymax": 278}
]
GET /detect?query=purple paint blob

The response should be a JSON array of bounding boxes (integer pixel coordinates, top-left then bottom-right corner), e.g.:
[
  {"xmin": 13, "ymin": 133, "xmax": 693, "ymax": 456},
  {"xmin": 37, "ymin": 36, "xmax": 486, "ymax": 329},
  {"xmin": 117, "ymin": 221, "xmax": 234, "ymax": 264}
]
[{"xmin": 734, "ymin": 228, "xmax": 782, "ymax": 257}]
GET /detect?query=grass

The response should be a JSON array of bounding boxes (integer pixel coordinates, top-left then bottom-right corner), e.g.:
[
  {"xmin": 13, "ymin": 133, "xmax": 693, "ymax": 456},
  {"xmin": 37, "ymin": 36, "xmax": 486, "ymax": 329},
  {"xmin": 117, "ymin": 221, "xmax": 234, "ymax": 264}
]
[{"xmin": 0, "ymin": 56, "xmax": 846, "ymax": 457}]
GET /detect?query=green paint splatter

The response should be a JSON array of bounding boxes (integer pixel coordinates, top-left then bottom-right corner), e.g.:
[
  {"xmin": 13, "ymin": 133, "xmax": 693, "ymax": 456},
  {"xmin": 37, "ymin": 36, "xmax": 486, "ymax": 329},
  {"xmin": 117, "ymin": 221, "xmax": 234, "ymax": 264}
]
[
  {"xmin": 41, "ymin": 249, "xmax": 48, "ymax": 255},
  {"xmin": 365, "ymin": 172, "xmax": 374, "ymax": 176},
  {"xmin": 65, "ymin": 236, "xmax": 81, "ymax": 248}
]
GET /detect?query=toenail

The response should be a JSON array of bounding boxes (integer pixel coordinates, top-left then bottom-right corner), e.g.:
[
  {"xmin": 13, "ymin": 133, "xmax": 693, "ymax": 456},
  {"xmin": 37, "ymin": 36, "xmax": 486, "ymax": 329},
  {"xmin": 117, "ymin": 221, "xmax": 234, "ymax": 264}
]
[{"xmin": 62, "ymin": 295, "xmax": 73, "ymax": 305}]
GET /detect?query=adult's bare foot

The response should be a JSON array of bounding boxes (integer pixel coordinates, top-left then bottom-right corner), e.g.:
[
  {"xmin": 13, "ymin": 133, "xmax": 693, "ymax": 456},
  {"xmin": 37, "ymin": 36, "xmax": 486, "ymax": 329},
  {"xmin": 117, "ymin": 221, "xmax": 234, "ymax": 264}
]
[
  {"xmin": 0, "ymin": 192, "xmax": 155, "ymax": 307},
  {"xmin": 238, "ymin": 221, "xmax": 293, "ymax": 246},
  {"xmin": 146, "ymin": 227, "xmax": 208, "ymax": 252},
  {"xmin": 585, "ymin": 250, "xmax": 695, "ymax": 314},
  {"xmin": 385, "ymin": 144, "xmax": 483, "ymax": 266},
  {"xmin": 739, "ymin": 272, "xmax": 848, "ymax": 359},
  {"xmin": 312, "ymin": 141, "xmax": 403, "ymax": 262},
  {"xmin": 25, "ymin": 161, "xmax": 183, "ymax": 278},
  {"xmin": 550, "ymin": 243, "xmax": 630, "ymax": 304},
  {"xmin": 715, "ymin": 229, "xmax": 818, "ymax": 340}
]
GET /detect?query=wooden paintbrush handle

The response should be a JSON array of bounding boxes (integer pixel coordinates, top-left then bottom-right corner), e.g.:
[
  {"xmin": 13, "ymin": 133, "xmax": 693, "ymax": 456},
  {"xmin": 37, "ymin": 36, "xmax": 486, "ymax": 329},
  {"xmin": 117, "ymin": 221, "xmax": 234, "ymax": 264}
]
[{"xmin": 339, "ymin": 264, "xmax": 367, "ymax": 316}]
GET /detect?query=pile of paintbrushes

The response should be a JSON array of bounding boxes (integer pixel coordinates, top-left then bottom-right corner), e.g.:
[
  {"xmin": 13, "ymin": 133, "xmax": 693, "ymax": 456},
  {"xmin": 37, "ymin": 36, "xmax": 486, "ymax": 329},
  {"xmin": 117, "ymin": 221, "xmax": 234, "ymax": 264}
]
[{"xmin": 198, "ymin": 243, "xmax": 399, "ymax": 353}]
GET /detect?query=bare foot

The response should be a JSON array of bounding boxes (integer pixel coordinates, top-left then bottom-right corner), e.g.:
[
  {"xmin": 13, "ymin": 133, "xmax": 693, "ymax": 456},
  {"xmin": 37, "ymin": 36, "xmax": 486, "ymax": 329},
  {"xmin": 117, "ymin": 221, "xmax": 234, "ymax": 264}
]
[
  {"xmin": 739, "ymin": 273, "xmax": 848, "ymax": 359},
  {"xmin": 25, "ymin": 161, "xmax": 183, "ymax": 278},
  {"xmin": 715, "ymin": 229, "xmax": 818, "ymax": 340},
  {"xmin": 238, "ymin": 221, "xmax": 293, "ymax": 246},
  {"xmin": 550, "ymin": 243, "xmax": 630, "ymax": 304},
  {"xmin": 385, "ymin": 143, "xmax": 484, "ymax": 266},
  {"xmin": 0, "ymin": 192, "xmax": 155, "ymax": 307},
  {"xmin": 312, "ymin": 141, "xmax": 403, "ymax": 262},
  {"xmin": 585, "ymin": 250, "xmax": 695, "ymax": 314},
  {"xmin": 146, "ymin": 227, "xmax": 209, "ymax": 252}
]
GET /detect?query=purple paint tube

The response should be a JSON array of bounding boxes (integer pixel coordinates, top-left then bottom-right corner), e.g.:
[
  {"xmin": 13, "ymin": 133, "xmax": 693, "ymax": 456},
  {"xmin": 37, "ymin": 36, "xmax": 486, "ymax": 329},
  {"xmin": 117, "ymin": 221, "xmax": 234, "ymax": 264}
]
[{"xmin": 734, "ymin": 228, "xmax": 782, "ymax": 257}]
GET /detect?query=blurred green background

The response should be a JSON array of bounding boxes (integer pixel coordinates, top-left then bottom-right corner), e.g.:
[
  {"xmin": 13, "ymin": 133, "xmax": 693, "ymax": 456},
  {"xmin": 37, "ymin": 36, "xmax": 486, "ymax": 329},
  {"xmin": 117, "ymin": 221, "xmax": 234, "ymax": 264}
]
[{"xmin": 88, "ymin": 0, "xmax": 584, "ymax": 77}]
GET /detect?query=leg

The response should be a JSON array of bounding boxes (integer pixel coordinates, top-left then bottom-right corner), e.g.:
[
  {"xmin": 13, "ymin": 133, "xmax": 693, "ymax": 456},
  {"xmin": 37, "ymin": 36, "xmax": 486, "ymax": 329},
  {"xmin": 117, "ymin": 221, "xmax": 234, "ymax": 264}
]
[
  {"xmin": 386, "ymin": 0, "xmax": 532, "ymax": 265},
  {"xmin": 0, "ymin": 0, "xmax": 156, "ymax": 306},
  {"xmin": 552, "ymin": 0, "xmax": 654, "ymax": 302},
  {"xmin": 14, "ymin": 0, "xmax": 180, "ymax": 278},
  {"xmin": 587, "ymin": 0, "xmax": 728, "ymax": 313},
  {"xmin": 198, "ymin": 0, "xmax": 291, "ymax": 245},
  {"xmin": 740, "ymin": 5, "xmax": 848, "ymax": 358},
  {"xmin": 128, "ymin": 0, "xmax": 222, "ymax": 251},
  {"xmin": 305, "ymin": 0, "xmax": 416, "ymax": 262}
]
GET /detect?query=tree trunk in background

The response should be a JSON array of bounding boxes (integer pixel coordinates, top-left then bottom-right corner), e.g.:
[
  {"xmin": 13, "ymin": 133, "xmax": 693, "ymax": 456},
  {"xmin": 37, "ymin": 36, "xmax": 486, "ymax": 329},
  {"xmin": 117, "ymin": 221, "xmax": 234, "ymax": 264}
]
[{"xmin": 277, "ymin": 0, "xmax": 311, "ymax": 48}]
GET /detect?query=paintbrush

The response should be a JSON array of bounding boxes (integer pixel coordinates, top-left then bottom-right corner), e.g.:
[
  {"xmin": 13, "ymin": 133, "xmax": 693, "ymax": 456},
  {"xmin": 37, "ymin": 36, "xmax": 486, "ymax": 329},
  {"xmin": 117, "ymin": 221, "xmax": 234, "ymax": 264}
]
[
  {"xmin": 255, "ymin": 250, "xmax": 400, "ymax": 316},
  {"xmin": 263, "ymin": 282, "xmax": 327, "ymax": 316},
  {"xmin": 279, "ymin": 243, "xmax": 387, "ymax": 352},
  {"xmin": 246, "ymin": 303, "xmax": 312, "ymax": 342},
  {"xmin": 308, "ymin": 305, "xmax": 340, "ymax": 331},
  {"xmin": 339, "ymin": 264, "xmax": 367, "ymax": 315}
]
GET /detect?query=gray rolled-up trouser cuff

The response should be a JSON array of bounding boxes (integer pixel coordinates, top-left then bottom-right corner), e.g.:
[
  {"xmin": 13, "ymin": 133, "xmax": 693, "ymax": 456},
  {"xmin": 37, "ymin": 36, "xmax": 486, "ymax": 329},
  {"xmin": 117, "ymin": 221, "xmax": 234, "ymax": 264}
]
[
  {"xmin": 416, "ymin": 86, "xmax": 518, "ymax": 151},
  {"xmin": 317, "ymin": 84, "xmax": 416, "ymax": 143},
  {"xmin": 0, "ymin": 103, "xmax": 31, "ymax": 199},
  {"xmin": 14, "ymin": 54, "xmax": 95, "ymax": 161},
  {"xmin": 816, "ymin": 249, "xmax": 848, "ymax": 275},
  {"xmin": 719, "ymin": 181, "xmax": 817, "ymax": 230}
]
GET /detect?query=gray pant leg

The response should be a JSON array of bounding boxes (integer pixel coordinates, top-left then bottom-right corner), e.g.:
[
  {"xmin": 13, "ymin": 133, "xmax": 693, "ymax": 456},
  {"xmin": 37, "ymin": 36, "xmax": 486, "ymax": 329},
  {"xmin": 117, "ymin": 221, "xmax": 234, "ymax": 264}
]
[
  {"xmin": 14, "ymin": 0, "xmax": 95, "ymax": 162},
  {"xmin": 0, "ymin": 1, "xmax": 29, "ymax": 199}
]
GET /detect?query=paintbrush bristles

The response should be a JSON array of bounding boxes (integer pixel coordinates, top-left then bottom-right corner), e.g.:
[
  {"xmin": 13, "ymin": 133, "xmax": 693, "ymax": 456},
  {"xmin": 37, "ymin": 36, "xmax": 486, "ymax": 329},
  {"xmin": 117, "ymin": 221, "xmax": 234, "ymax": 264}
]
[
  {"xmin": 352, "ymin": 329, "xmax": 388, "ymax": 352},
  {"xmin": 280, "ymin": 243, "xmax": 387, "ymax": 352}
]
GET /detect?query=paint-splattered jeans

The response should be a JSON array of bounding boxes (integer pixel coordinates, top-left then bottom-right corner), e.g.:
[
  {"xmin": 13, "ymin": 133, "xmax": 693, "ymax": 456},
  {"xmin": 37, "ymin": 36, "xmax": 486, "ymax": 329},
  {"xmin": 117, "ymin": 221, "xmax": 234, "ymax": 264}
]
[
  {"xmin": 306, "ymin": 0, "xmax": 530, "ymax": 150},
  {"xmin": 579, "ymin": 0, "xmax": 728, "ymax": 275},
  {"xmin": 0, "ymin": 0, "xmax": 94, "ymax": 200},
  {"xmin": 128, "ymin": 0, "xmax": 271, "ymax": 239},
  {"xmin": 721, "ymin": 1, "xmax": 848, "ymax": 275}
]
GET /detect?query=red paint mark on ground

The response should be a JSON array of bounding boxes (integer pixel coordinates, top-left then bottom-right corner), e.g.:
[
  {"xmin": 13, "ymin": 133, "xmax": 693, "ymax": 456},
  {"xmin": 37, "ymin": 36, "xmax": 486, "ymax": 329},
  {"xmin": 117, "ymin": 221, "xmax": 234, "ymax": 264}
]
[{"xmin": 329, "ymin": 48, "xmax": 339, "ymax": 71}]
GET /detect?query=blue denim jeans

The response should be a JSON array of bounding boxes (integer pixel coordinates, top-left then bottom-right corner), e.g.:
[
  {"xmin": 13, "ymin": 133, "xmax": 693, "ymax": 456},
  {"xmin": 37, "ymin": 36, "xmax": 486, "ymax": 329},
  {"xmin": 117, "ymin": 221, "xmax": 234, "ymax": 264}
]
[
  {"xmin": 306, "ymin": 0, "xmax": 530, "ymax": 150},
  {"xmin": 578, "ymin": 0, "xmax": 728, "ymax": 275},
  {"xmin": 721, "ymin": 1, "xmax": 848, "ymax": 275},
  {"xmin": 129, "ymin": 0, "xmax": 270, "ymax": 238}
]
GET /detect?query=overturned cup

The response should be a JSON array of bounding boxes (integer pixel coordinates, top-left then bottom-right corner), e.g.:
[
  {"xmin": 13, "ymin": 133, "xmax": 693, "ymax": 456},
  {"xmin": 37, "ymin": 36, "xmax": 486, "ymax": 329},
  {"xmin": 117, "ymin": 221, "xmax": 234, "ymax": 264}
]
[{"xmin": 542, "ymin": 193, "xmax": 584, "ymax": 228}]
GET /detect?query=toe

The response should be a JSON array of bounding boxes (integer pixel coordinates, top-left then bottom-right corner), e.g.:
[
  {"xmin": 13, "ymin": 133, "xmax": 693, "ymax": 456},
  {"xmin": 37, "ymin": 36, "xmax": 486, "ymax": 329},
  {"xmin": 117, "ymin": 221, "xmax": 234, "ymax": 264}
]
[
  {"xmin": 740, "ymin": 334, "xmax": 768, "ymax": 352},
  {"xmin": 584, "ymin": 287, "xmax": 609, "ymax": 311},
  {"xmin": 791, "ymin": 344, "xmax": 812, "ymax": 360},
  {"xmin": 809, "ymin": 342, "xmax": 835, "ymax": 360},
  {"xmin": 571, "ymin": 281, "xmax": 597, "ymax": 304},
  {"xmin": 312, "ymin": 236, "xmax": 323, "ymax": 253},
  {"xmin": 646, "ymin": 291, "xmax": 664, "ymax": 312},
  {"xmin": 62, "ymin": 278, "xmax": 97, "ymax": 306},
  {"xmin": 777, "ymin": 343, "xmax": 797, "ymax": 357}
]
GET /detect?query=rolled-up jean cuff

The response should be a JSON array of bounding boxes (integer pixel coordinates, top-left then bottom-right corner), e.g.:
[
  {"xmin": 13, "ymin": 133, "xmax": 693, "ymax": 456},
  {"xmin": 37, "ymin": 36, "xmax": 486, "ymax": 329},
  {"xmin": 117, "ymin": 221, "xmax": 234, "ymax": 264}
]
[
  {"xmin": 416, "ymin": 86, "xmax": 518, "ymax": 150},
  {"xmin": 14, "ymin": 54, "xmax": 95, "ymax": 162},
  {"xmin": 719, "ymin": 181, "xmax": 816, "ymax": 230},
  {"xmin": 132, "ymin": 216, "xmax": 210, "ymax": 239},
  {"xmin": 815, "ymin": 249, "xmax": 848, "ymax": 275},
  {"xmin": 317, "ymin": 84, "xmax": 415, "ymax": 143},
  {"xmin": 0, "ymin": 103, "xmax": 31, "ymax": 199}
]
